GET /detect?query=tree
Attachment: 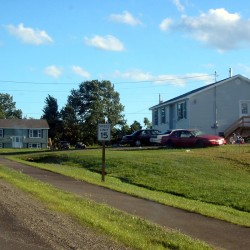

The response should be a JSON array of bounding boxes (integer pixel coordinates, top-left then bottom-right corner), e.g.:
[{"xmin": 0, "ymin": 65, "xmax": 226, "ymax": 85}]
[
  {"xmin": 60, "ymin": 104, "xmax": 81, "ymax": 144},
  {"xmin": 143, "ymin": 117, "xmax": 152, "ymax": 128},
  {"xmin": 63, "ymin": 80, "xmax": 125, "ymax": 144},
  {"xmin": 41, "ymin": 95, "xmax": 61, "ymax": 141},
  {"xmin": 130, "ymin": 120, "xmax": 142, "ymax": 132},
  {"xmin": 0, "ymin": 93, "xmax": 22, "ymax": 118}
]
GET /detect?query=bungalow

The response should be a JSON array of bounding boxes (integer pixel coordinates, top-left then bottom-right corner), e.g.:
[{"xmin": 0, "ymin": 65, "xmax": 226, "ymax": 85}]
[
  {"xmin": 149, "ymin": 74, "xmax": 250, "ymax": 141},
  {"xmin": 0, "ymin": 119, "xmax": 49, "ymax": 149}
]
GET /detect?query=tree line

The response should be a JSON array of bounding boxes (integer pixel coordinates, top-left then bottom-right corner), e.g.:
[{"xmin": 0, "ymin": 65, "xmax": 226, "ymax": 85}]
[{"xmin": 0, "ymin": 80, "xmax": 151, "ymax": 145}]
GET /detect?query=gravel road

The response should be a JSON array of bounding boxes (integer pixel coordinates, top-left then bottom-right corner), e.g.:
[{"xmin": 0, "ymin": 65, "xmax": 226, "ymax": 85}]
[{"xmin": 0, "ymin": 180, "xmax": 129, "ymax": 250}]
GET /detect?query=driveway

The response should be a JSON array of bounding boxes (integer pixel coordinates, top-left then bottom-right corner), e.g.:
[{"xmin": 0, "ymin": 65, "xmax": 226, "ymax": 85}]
[{"xmin": 0, "ymin": 156, "xmax": 249, "ymax": 249}]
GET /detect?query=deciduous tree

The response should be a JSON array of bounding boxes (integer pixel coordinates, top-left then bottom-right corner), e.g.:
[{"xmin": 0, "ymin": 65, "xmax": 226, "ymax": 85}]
[
  {"xmin": 0, "ymin": 93, "xmax": 22, "ymax": 119},
  {"xmin": 63, "ymin": 80, "xmax": 125, "ymax": 144}
]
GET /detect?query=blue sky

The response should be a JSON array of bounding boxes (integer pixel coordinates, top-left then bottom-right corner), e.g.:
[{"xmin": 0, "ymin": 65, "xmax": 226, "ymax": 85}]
[{"xmin": 1, "ymin": 0, "xmax": 250, "ymax": 125}]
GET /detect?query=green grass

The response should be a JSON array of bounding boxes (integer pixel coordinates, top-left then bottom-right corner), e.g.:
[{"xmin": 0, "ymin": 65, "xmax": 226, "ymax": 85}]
[
  {"xmin": 0, "ymin": 165, "xmax": 212, "ymax": 250},
  {"xmin": 8, "ymin": 145, "xmax": 250, "ymax": 227}
]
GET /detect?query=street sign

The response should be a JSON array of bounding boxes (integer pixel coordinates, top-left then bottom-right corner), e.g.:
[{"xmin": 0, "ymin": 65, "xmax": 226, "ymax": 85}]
[{"xmin": 98, "ymin": 123, "xmax": 111, "ymax": 141}]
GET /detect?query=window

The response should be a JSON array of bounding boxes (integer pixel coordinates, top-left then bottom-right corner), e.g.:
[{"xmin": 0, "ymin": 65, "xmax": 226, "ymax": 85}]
[
  {"xmin": 0, "ymin": 143, "xmax": 2, "ymax": 148},
  {"xmin": 0, "ymin": 129, "xmax": 3, "ymax": 137},
  {"xmin": 177, "ymin": 101, "xmax": 187, "ymax": 119},
  {"xmin": 29, "ymin": 129, "xmax": 41, "ymax": 138},
  {"xmin": 154, "ymin": 109, "xmax": 158, "ymax": 126},
  {"xmin": 161, "ymin": 107, "xmax": 166, "ymax": 124},
  {"xmin": 29, "ymin": 143, "xmax": 41, "ymax": 148},
  {"xmin": 241, "ymin": 103, "xmax": 248, "ymax": 114}
]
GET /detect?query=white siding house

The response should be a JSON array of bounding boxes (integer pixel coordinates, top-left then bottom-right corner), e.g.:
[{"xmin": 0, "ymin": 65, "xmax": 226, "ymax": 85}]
[{"xmin": 149, "ymin": 74, "xmax": 250, "ymax": 139}]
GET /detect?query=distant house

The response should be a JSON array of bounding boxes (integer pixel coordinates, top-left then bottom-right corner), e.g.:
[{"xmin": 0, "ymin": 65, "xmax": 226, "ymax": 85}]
[
  {"xmin": 149, "ymin": 74, "xmax": 250, "ymax": 140},
  {"xmin": 0, "ymin": 119, "xmax": 49, "ymax": 149}
]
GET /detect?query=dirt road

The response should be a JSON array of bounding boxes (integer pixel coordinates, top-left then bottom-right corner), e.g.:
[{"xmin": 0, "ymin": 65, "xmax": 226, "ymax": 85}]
[
  {"xmin": 0, "ymin": 180, "xmax": 129, "ymax": 250},
  {"xmin": 1, "ymin": 156, "xmax": 250, "ymax": 249}
]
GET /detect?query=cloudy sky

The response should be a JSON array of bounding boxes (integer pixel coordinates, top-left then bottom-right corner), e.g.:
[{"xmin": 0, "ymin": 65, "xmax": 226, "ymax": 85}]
[{"xmin": 1, "ymin": 0, "xmax": 250, "ymax": 125}]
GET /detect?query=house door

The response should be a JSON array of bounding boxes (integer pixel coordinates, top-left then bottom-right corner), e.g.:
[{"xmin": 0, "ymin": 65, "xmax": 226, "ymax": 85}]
[
  {"xmin": 12, "ymin": 136, "xmax": 23, "ymax": 148},
  {"xmin": 240, "ymin": 101, "xmax": 250, "ymax": 116}
]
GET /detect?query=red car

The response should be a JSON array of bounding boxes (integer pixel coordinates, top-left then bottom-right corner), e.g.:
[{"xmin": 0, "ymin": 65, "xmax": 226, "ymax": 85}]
[{"xmin": 161, "ymin": 129, "xmax": 226, "ymax": 148}]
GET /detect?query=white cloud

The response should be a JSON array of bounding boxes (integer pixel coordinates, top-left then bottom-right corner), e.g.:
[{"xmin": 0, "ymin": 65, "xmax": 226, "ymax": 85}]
[
  {"xmin": 238, "ymin": 64, "xmax": 250, "ymax": 75},
  {"xmin": 44, "ymin": 65, "xmax": 62, "ymax": 78},
  {"xmin": 71, "ymin": 65, "xmax": 90, "ymax": 79},
  {"xmin": 5, "ymin": 23, "xmax": 53, "ymax": 45},
  {"xmin": 113, "ymin": 70, "xmax": 153, "ymax": 81},
  {"xmin": 179, "ymin": 8, "xmax": 250, "ymax": 51},
  {"xmin": 159, "ymin": 18, "xmax": 173, "ymax": 31},
  {"xmin": 84, "ymin": 35, "xmax": 124, "ymax": 51},
  {"xmin": 113, "ymin": 70, "xmax": 212, "ymax": 87},
  {"xmin": 109, "ymin": 11, "xmax": 143, "ymax": 26},
  {"xmin": 172, "ymin": 0, "xmax": 185, "ymax": 12}
]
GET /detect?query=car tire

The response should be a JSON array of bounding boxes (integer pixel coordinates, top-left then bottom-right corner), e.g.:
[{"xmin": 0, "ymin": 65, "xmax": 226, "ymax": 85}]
[{"xmin": 135, "ymin": 140, "xmax": 141, "ymax": 147}]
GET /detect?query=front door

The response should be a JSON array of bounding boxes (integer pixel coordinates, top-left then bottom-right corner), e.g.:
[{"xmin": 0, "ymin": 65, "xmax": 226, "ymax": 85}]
[{"xmin": 12, "ymin": 136, "xmax": 23, "ymax": 148}]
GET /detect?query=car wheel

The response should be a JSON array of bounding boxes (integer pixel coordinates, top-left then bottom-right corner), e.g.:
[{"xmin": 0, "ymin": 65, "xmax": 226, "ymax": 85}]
[
  {"xmin": 195, "ymin": 140, "xmax": 205, "ymax": 148},
  {"xmin": 165, "ymin": 140, "xmax": 173, "ymax": 148},
  {"xmin": 135, "ymin": 140, "xmax": 141, "ymax": 147}
]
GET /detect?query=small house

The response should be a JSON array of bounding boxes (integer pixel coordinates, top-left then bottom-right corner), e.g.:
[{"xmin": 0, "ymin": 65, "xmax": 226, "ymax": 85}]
[{"xmin": 0, "ymin": 119, "xmax": 49, "ymax": 149}]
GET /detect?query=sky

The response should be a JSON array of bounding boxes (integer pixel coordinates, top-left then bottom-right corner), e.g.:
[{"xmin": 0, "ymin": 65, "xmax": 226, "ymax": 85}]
[{"xmin": 1, "ymin": 0, "xmax": 250, "ymax": 126}]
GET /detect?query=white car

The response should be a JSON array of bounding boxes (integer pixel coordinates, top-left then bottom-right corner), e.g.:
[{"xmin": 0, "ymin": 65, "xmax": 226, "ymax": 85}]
[{"xmin": 150, "ymin": 130, "xmax": 172, "ymax": 145}]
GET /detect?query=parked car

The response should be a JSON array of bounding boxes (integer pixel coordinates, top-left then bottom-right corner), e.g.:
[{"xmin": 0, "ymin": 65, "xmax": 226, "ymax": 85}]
[
  {"xmin": 120, "ymin": 129, "xmax": 161, "ymax": 146},
  {"xmin": 75, "ymin": 142, "xmax": 87, "ymax": 149},
  {"xmin": 161, "ymin": 129, "xmax": 226, "ymax": 148},
  {"xmin": 58, "ymin": 141, "xmax": 70, "ymax": 150},
  {"xmin": 150, "ymin": 130, "xmax": 172, "ymax": 145}
]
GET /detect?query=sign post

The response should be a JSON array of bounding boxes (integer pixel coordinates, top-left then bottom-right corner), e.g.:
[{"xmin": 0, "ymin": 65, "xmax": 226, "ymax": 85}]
[{"xmin": 98, "ymin": 123, "xmax": 111, "ymax": 182}]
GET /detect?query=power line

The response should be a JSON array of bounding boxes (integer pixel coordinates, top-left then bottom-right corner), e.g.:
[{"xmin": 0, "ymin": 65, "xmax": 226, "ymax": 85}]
[
  {"xmin": 113, "ymin": 73, "xmax": 214, "ymax": 84},
  {"xmin": 0, "ymin": 80, "xmax": 77, "ymax": 85},
  {"xmin": 0, "ymin": 73, "xmax": 214, "ymax": 86}
]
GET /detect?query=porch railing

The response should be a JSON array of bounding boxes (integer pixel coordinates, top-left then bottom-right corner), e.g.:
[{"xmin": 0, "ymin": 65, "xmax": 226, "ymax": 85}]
[{"xmin": 224, "ymin": 116, "xmax": 250, "ymax": 139}]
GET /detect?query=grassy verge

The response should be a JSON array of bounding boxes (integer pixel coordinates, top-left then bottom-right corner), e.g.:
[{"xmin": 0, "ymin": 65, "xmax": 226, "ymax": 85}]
[
  {"xmin": 9, "ymin": 145, "xmax": 250, "ymax": 227},
  {"xmin": 0, "ymin": 165, "xmax": 212, "ymax": 250}
]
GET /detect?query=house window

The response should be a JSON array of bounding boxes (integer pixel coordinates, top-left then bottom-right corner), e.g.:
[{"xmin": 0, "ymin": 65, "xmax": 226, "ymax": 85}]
[
  {"xmin": 161, "ymin": 107, "xmax": 166, "ymax": 124},
  {"xmin": 29, "ymin": 129, "xmax": 41, "ymax": 138},
  {"xmin": 0, "ymin": 129, "xmax": 3, "ymax": 137},
  {"xmin": 154, "ymin": 109, "xmax": 158, "ymax": 126},
  {"xmin": 0, "ymin": 143, "xmax": 2, "ymax": 148},
  {"xmin": 177, "ymin": 101, "xmax": 187, "ymax": 119},
  {"xmin": 29, "ymin": 143, "xmax": 41, "ymax": 149},
  {"xmin": 241, "ymin": 103, "xmax": 248, "ymax": 114}
]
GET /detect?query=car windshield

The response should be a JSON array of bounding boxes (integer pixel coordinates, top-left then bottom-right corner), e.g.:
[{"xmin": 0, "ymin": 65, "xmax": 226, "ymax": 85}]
[
  {"xmin": 160, "ymin": 130, "xmax": 172, "ymax": 135},
  {"xmin": 151, "ymin": 130, "xmax": 161, "ymax": 135},
  {"xmin": 192, "ymin": 130, "xmax": 204, "ymax": 136}
]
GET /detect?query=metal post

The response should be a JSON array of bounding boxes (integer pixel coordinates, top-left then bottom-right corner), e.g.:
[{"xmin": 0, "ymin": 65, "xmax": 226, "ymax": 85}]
[{"xmin": 101, "ymin": 140, "xmax": 105, "ymax": 182}]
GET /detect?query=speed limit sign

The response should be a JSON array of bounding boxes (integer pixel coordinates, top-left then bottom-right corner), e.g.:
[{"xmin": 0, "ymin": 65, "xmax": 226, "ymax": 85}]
[{"xmin": 98, "ymin": 124, "xmax": 111, "ymax": 141}]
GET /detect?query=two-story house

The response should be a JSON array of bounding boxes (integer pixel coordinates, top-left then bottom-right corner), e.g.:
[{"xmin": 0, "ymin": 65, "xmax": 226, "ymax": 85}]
[
  {"xmin": 149, "ymin": 74, "xmax": 250, "ymax": 140},
  {"xmin": 0, "ymin": 119, "xmax": 49, "ymax": 149}
]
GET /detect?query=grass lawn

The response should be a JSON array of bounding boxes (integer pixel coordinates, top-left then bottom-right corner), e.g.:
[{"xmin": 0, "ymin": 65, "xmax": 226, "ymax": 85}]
[
  {"xmin": 0, "ymin": 162, "xmax": 212, "ymax": 250},
  {"xmin": 8, "ymin": 144, "xmax": 250, "ymax": 227}
]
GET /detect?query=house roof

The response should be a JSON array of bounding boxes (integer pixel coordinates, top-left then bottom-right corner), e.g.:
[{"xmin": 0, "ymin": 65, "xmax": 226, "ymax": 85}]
[
  {"xmin": 149, "ymin": 74, "xmax": 250, "ymax": 110},
  {"xmin": 0, "ymin": 119, "xmax": 49, "ymax": 129}
]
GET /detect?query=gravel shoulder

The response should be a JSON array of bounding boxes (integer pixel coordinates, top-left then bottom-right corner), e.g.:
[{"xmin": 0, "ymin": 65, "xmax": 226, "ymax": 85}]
[{"xmin": 0, "ymin": 179, "xmax": 129, "ymax": 250}]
